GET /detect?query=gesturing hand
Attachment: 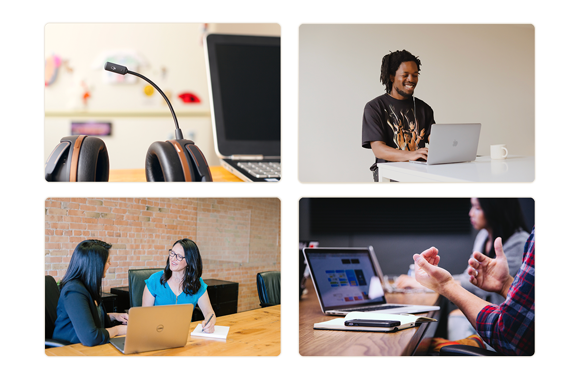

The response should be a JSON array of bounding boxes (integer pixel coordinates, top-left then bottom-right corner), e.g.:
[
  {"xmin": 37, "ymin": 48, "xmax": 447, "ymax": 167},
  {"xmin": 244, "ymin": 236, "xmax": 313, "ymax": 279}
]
[
  {"xmin": 467, "ymin": 237, "xmax": 513, "ymax": 298},
  {"xmin": 413, "ymin": 247, "xmax": 454, "ymax": 294}
]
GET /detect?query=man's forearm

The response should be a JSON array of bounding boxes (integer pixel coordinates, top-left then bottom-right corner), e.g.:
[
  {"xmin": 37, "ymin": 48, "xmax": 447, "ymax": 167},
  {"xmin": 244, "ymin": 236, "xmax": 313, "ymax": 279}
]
[
  {"xmin": 439, "ymin": 280, "xmax": 491, "ymax": 329},
  {"xmin": 499, "ymin": 275, "xmax": 515, "ymax": 299},
  {"xmin": 370, "ymin": 141, "xmax": 410, "ymax": 162}
]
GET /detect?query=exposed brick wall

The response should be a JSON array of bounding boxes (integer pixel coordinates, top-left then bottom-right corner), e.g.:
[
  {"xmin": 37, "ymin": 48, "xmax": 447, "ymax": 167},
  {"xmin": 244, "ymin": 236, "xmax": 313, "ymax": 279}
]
[{"xmin": 45, "ymin": 198, "xmax": 281, "ymax": 312}]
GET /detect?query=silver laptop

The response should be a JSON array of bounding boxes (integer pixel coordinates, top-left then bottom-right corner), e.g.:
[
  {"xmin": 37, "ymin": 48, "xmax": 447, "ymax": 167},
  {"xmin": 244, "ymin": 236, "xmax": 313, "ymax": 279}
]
[
  {"xmin": 302, "ymin": 247, "xmax": 439, "ymax": 316},
  {"xmin": 410, "ymin": 123, "xmax": 481, "ymax": 165},
  {"xmin": 109, "ymin": 304, "xmax": 193, "ymax": 354},
  {"xmin": 204, "ymin": 33, "xmax": 281, "ymax": 182}
]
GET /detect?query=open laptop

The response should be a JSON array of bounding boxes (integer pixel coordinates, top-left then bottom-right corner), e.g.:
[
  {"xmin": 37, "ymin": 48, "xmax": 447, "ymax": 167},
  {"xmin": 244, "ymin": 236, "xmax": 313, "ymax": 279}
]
[
  {"xmin": 109, "ymin": 304, "xmax": 193, "ymax": 354},
  {"xmin": 302, "ymin": 247, "xmax": 439, "ymax": 316},
  {"xmin": 409, "ymin": 123, "xmax": 481, "ymax": 165},
  {"xmin": 204, "ymin": 33, "xmax": 281, "ymax": 182}
]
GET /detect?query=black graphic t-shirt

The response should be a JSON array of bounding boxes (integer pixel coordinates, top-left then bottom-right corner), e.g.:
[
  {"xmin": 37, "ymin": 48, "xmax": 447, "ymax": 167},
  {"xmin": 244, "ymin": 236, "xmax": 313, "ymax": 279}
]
[{"xmin": 362, "ymin": 93, "xmax": 435, "ymax": 163}]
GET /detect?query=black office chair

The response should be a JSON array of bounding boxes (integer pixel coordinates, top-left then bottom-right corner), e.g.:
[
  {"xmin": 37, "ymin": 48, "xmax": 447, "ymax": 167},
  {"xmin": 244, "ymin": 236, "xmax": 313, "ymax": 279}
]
[
  {"xmin": 256, "ymin": 271, "xmax": 281, "ymax": 307},
  {"xmin": 439, "ymin": 344, "xmax": 500, "ymax": 356},
  {"xmin": 128, "ymin": 268, "xmax": 163, "ymax": 307},
  {"xmin": 45, "ymin": 275, "xmax": 70, "ymax": 348}
]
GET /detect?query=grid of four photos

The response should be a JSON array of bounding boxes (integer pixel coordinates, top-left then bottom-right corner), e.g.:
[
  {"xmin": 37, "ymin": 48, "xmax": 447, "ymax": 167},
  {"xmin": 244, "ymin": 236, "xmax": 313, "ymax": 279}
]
[{"xmin": 43, "ymin": 23, "xmax": 534, "ymax": 363}]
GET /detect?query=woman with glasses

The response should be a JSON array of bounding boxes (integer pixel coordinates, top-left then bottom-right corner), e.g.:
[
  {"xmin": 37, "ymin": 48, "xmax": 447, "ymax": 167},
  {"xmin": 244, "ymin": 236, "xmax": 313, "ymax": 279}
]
[
  {"xmin": 142, "ymin": 238, "xmax": 216, "ymax": 333},
  {"xmin": 53, "ymin": 240, "xmax": 129, "ymax": 346}
]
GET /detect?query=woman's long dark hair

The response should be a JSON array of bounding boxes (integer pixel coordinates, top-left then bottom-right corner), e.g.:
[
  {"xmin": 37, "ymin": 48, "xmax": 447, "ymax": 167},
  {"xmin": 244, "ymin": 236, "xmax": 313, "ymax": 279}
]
[
  {"xmin": 161, "ymin": 238, "xmax": 203, "ymax": 295},
  {"xmin": 478, "ymin": 198, "xmax": 529, "ymax": 258},
  {"xmin": 60, "ymin": 239, "xmax": 111, "ymax": 305}
]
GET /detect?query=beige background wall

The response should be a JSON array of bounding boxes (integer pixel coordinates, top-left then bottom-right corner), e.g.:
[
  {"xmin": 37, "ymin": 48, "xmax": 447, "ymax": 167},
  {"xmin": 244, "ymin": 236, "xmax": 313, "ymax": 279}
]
[
  {"xmin": 45, "ymin": 198, "xmax": 281, "ymax": 312},
  {"xmin": 299, "ymin": 24, "xmax": 535, "ymax": 182}
]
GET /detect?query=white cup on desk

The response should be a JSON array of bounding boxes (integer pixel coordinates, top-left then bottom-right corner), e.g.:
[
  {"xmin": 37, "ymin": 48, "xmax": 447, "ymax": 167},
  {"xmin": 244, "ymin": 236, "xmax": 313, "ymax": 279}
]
[{"xmin": 490, "ymin": 144, "xmax": 508, "ymax": 160}]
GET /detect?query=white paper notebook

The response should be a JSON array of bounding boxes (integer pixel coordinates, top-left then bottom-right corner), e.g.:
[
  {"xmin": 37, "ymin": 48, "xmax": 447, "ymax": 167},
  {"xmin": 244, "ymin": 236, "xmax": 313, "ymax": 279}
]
[
  {"xmin": 190, "ymin": 324, "xmax": 230, "ymax": 340},
  {"xmin": 313, "ymin": 311, "xmax": 435, "ymax": 332}
]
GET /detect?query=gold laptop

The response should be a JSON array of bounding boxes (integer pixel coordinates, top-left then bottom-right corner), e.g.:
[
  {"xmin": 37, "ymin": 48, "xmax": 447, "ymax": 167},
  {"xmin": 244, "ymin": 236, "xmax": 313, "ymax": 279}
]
[{"xmin": 109, "ymin": 304, "xmax": 193, "ymax": 354}]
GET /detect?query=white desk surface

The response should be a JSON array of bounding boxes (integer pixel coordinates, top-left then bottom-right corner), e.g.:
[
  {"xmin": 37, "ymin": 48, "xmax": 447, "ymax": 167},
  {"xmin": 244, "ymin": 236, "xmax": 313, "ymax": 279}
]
[{"xmin": 377, "ymin": 155, "xmax": 534, "ymax": 183}]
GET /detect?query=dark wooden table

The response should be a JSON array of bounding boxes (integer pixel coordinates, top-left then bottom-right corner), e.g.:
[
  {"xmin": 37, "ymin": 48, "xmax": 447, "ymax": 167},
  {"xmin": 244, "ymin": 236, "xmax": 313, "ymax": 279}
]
[{"xmin": 299, "ymin": 279, "xmax": 441, "ymax": 356}]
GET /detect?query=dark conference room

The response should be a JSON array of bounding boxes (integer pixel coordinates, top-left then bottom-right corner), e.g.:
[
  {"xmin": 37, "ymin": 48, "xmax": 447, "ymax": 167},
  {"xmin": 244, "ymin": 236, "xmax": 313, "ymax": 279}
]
[{"xmin": 299, "ymin": 197, "xmax": 534, "ymax": 356}]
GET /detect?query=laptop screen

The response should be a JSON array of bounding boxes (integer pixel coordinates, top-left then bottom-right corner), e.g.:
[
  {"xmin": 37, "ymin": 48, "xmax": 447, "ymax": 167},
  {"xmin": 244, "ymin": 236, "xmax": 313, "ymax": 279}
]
[
  {"xmin": 205, "ymin": 34, "xmax": 281, "ymax": 157},
  {"xmin": 304, "ymin": 248, "xmax": 387, "ymax": 311}
]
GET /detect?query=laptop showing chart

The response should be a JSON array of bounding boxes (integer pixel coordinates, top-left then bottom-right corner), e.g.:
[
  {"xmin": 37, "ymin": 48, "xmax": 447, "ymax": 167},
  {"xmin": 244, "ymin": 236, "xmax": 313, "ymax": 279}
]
[
  {"xmin": 302, "ymin": 247, "xmax": 439, "ymax": 316},
  {"xmin": 204, "ymin": 33, "xmax": 281, "ymax": 182}
]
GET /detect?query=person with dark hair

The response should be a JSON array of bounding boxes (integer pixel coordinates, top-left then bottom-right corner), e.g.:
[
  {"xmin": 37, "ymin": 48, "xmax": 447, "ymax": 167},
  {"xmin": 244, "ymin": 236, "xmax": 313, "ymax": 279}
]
[
  {"xmin": 53, "ymin": 240, "xmax": 129, "ymax": 346},
  {"xmin": 412, "ymin": 229, "xmax": 535, "ymax": 355},
  {"xmin": 362, "ymin": 49, "xmax": 435, "ymax": 180},
  {"xmin": 448, "ymin": 198, "xmax": 530, "ymax": 341},
  {"xmin": 457, "ymin": 198, "xmax": 529, "ymax": 283},
  {"xmin": 142, "ymin": 238, "xmax": 216, "ymax": 333}
]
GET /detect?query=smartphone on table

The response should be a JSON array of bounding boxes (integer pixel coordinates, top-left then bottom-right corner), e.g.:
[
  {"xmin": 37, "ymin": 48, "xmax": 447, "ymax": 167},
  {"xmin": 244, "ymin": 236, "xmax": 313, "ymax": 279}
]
[{"xmin": 344, "ymin": 319, "xmax": 401, "ymax": 327}]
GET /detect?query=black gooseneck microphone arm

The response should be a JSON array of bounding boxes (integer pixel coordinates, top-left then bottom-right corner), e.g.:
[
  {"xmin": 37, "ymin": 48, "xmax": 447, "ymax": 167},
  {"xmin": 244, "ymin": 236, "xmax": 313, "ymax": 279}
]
[{"xmin": 104, "ymin": 62, "xmax": 184, "ymax": 140}]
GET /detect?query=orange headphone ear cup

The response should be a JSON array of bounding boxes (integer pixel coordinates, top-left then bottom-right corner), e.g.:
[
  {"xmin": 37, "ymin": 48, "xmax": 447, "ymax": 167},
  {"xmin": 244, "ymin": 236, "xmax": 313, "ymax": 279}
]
[
  {"xmin": 145, "ymin": 141, "xmax": 187, "ymax": 182},
  {"xmin": 46, "ymin": 136, "xmax": 109, "ymax": 182},
  {"xmin": 76, "ymin": 137, "xmax": 110, "ymax": 182}
]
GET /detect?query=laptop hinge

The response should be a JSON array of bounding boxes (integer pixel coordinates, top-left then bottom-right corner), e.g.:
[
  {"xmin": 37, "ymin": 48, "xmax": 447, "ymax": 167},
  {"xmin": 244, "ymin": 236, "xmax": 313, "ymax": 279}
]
[{"xmin": 229, "ymin": 155, "xmax": 265, "ymax": 160}]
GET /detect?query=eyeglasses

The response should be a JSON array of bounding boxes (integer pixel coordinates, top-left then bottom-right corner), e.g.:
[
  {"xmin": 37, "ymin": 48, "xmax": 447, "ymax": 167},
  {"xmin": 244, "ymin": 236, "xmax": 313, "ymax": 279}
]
[{"xmin": 168, "ymin": 249, "xmax": 185, "ymax": 261}]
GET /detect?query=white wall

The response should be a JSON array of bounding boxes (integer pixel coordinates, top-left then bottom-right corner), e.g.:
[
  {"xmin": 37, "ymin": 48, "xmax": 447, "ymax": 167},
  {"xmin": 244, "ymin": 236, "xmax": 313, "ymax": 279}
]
[
  {"xmin": 299, "ymin": 24, "xmax": 535, "ymax": 182},
  {"xmin": 44, "ymin": 23, "xmax": 280, "ymax": 169}
]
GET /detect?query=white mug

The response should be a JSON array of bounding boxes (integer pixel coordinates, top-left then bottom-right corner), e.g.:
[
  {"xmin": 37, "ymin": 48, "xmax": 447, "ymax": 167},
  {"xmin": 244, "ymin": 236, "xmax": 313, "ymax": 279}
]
[{"xmin": 490, "ymin": 144, "xmax": 508, "ymax": 160}]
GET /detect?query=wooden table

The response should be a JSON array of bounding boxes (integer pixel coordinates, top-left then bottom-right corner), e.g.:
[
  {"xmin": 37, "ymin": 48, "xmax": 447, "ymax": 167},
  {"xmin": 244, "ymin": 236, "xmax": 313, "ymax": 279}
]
[
  {"xmin": 108, "ymin": 166, "xmax": 242, "ymax": 182},
  {"xmin": 46, "ymin": 306, "xmax": 280, "ymax": 356},
  {"xmin": 299, "ymin": 279, "xmax": 440, "ymax": 356}
]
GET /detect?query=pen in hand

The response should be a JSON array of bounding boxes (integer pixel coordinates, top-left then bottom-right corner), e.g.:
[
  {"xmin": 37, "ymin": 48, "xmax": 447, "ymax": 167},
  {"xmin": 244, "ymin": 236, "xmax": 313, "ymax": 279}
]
[{"xmin": 202, "ymin": 314, "xmax": 214, "ymax": 332}]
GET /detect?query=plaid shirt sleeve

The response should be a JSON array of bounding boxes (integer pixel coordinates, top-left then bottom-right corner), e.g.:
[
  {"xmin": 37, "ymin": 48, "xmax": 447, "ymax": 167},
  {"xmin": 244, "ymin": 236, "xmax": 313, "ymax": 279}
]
[{"xmin": 476, "ymin": 228, "xmax": 535, "ymax": 355}]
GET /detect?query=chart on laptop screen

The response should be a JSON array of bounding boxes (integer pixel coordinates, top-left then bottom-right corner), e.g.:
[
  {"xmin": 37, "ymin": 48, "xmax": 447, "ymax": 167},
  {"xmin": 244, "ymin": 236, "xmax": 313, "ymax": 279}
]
[{"xmin": 310, "ymin": 253, "xmax": 381, "ymax": 307}]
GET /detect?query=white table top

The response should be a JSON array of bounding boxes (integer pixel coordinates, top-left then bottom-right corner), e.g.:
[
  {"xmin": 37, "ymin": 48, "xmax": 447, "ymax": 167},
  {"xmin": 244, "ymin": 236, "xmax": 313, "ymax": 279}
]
[{"xmin": 377, "ymin": 155, "xmax": 534, "ymax": 182}]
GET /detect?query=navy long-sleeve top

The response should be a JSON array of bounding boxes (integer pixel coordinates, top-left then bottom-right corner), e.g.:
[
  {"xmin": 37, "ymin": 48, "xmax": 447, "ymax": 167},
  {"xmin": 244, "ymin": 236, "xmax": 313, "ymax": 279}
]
[{"xmin": 52, "ymin": 279, "xmax": 112, "ymax": 346}]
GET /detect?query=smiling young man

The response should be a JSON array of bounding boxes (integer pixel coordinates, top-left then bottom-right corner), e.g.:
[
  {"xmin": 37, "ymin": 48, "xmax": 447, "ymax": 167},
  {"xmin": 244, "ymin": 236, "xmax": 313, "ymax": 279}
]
[{"xmin": 362, "ymin": 50, "xmax": 435, "ymax": 180}]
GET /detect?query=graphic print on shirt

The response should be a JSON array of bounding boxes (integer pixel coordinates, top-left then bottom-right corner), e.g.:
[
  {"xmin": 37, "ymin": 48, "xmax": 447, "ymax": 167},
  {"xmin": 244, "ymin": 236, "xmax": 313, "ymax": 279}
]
[{"xmin": 386, "ymin": 105, "xmax": 428, "ymax": 151}]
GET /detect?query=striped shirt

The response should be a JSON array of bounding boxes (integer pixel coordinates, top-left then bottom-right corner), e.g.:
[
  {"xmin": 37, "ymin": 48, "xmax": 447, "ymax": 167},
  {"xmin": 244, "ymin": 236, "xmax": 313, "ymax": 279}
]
[{"xmin": 476, "ymin": 228, "xmax": 535, "ymax": 355}]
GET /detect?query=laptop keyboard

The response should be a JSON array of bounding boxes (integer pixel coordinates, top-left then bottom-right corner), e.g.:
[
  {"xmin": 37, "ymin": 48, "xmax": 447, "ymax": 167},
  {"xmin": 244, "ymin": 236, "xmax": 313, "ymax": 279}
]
[
  {"xmin": 347, "ymin": 304, "xmax": 406, "ymax": 312},
  {"xmin": 237, "ymin": 162, "xmax": 281, "ymax": 179}
]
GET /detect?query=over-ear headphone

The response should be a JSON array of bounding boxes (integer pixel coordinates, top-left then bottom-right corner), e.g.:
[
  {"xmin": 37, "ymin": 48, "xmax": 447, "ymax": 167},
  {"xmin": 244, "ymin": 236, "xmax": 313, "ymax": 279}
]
[{"xmin": 45, "ymin": 62, "xmax": 213, "ymax": 182}]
